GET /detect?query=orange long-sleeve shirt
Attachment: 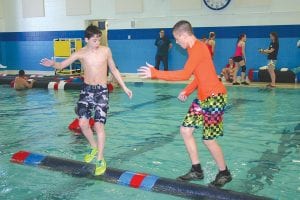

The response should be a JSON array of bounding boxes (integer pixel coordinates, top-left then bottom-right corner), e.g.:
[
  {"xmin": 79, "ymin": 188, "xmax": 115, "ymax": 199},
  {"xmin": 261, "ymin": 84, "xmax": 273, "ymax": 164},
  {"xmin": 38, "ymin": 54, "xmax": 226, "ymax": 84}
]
[{"xmin": 150, "ymin": 40, "xmax": 226, "ymax": 101}]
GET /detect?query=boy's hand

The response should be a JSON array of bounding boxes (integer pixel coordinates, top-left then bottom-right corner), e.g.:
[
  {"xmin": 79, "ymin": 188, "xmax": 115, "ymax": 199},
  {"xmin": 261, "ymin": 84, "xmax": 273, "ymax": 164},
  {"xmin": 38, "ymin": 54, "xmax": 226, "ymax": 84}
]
[
  {"xmin": 137, "ymin": 62, "xmax": 153, "ymax": 78},
  {"xmin": 177, "ymin": 91, "xmax": 187, "ymax": 102},
  {"xmin": 124, "ymin": 87, "xmax": 133, "ymax": 99},
  {"xmin": 258, "ymin": 48, "xmax": 264, "ymax": 54},
  {"xmin": 40, "ymin": 58, "xmax": 55, "ymax": 67}
]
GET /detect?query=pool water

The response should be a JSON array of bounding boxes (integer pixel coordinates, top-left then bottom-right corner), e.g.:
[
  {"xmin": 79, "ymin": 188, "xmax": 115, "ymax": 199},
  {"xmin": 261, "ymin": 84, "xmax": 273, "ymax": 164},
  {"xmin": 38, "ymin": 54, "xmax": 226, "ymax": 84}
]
[{"xmin": 0, "ymin": 83, "xmax": 299, "ymax": 200}]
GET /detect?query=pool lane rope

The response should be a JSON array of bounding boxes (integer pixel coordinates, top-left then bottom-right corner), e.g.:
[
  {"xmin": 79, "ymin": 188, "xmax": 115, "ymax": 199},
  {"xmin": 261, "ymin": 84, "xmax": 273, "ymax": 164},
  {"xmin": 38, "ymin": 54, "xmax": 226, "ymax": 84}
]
[
  {"xmin": 47, "ymin": 81, "xmax": 67, "ymax": 90},
  {"xmin": 10, "ymin": 151, "xmax": 271, "ymax": 200}
]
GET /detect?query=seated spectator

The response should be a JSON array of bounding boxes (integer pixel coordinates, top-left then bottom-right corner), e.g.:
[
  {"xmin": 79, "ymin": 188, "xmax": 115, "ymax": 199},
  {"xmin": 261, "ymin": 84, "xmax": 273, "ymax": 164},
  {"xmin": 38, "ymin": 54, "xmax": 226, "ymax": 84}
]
[
  {"xmin": 14, "ymin": 70, "xmax": 35, "ymax": 90},
  {"xmin": 220, "ymin": 58, "xmax": 236, "ymax": 82}
]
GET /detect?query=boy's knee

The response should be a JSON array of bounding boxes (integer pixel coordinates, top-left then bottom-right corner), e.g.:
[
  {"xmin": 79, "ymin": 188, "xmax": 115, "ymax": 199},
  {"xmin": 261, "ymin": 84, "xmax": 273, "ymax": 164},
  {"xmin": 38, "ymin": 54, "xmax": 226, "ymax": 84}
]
[
  {"xmin": 180, "ymin": 126, "xmax": 187, "ymax": 133},
  {"xmin": 180, "ymin": 126, "xmax": 193, "ymax": 136},
  {"xmin": 79, "ymin": 119, "xmax": 89, "ymax": 129},
  {"xmin": 241, "ymin": 65, "xmax": 246, "ymax": 72},
  {"xmin": 202, "ymin": 139, "xmax": 215, "ymax": 146},
  {"xmin": 93, "ymin": 121, "xmax": 105, "ymax": 130}
]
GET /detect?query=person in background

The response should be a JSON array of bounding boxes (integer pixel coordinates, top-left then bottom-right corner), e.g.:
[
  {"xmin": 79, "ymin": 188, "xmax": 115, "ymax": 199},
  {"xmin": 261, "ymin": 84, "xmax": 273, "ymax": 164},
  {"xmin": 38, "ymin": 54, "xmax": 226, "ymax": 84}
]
[
  {"xmin": 14, "ymin": 70, "xmax": 35, "ymax": 90},
  {"xmin": 220, "ymin": 58, "xmax": 236, "ymax": 83},
  {"xmin": 138, "ymin": 20, "xmax": 232, "ymax": 187},
  {"xmin": 201, "ymin": 35, "xmax": 207, "ymax": 43},
  {"xmin": 232, "ymin": 33, "xmax": 249, "ymax": 85},
  {"xmin": 206, "ymin": 32, "xmax": 216, "ymax": 59},
  {"xmin": 155, "ymin": 29, "xmax": 172, "ymax": 71},
  {"xmin": 40, "ymin": 25, "xmax": 132, "ymax": 176},
  {"xmin": 259, "ymin": 32, "xmax": 279, "ymax": 88}
]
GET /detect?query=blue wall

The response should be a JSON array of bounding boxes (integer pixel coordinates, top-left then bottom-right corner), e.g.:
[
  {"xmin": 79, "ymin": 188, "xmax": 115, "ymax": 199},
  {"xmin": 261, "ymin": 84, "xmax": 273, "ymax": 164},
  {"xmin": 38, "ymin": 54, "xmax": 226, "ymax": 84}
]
[{"xmin": 0, "ymin": 25, "xmax": 299, "ymax": 73}]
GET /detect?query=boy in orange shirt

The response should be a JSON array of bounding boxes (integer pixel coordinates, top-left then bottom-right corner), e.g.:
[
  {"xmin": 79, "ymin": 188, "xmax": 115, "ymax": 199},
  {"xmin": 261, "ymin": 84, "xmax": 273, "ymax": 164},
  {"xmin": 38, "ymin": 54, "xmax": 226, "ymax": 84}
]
[{"xmin": 138, "ymin": 20, "xmax": 232, "ymax": 187}]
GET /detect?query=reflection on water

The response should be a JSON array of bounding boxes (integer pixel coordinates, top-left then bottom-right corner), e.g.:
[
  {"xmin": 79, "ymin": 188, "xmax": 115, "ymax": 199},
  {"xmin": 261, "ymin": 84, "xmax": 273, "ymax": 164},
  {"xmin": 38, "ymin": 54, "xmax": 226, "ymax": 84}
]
[{"xmin": 245, "ymin": 124, "xmax": 300, "ymax": 193}]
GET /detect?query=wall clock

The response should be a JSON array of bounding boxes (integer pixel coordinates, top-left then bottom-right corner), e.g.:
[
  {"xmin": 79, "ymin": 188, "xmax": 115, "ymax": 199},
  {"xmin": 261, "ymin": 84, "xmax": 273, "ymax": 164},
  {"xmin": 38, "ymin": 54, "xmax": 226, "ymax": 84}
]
[{"xmin": 203, "ymin": 0, "xmax": 231, "ymax": 10}]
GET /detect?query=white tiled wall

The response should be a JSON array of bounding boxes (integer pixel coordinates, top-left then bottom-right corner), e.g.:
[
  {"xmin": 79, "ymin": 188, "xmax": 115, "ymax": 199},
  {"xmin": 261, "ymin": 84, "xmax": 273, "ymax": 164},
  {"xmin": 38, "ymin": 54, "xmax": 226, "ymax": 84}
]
[
  {"xmin": 0, "ymin": 0, "xmax": 3, "ymax": 19},
  {"xmin": 0, "ymin": 0, "xmax": 299, "ymax": 32},
  {"xmin": 0, "ymin": 0, "xmax": 3, "ymax": 32},
  {"xmin": 22, "ymin": 0, "xmax": 45, "ymax": 18}
]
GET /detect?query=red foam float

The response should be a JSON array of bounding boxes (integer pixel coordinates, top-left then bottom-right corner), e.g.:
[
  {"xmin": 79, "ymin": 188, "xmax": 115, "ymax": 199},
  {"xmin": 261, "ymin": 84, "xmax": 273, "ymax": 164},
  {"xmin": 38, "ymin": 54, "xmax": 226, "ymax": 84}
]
[
  {"xmin": 10, "ymin": 151, "xmax": 30, "ymax": 163},
  {"xmin": 107, "ymin": 83, "xmax": 114, "ymax": 92},
  {"xmin": 68, "ymin": 118, "xmax": 95, "ymax": 135}
]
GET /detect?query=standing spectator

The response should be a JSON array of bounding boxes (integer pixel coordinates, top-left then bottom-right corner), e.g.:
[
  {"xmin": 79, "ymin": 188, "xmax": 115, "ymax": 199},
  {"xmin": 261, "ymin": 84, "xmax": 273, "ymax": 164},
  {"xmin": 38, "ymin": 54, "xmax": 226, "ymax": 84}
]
[
  {"xmin": 232, "ymin": 34, "xmax": 249, "ymax": 85},
  {"xmin": 201, "ymin": 35, "xmax": 207, "ymax": 43},
  {"xmin": 206, "ymin": 32, "xmax": 216, "ymax": 59},
  {"xmin": 259, "ymin": 32, "xmax": 279, "ymax": 87},
  {"xmin": 155, "ymin": 29, "xmax": 172, "ymax": 71}
]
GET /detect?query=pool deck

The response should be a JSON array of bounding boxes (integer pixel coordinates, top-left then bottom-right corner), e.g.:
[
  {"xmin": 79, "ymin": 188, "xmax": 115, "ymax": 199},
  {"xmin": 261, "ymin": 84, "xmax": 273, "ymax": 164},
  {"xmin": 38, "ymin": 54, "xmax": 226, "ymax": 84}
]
[
  {"xmin": 122, "ymin": 73, "xmax": 300, "ymax": 89},
  {"xmin": 1, "ymin": 70, "xmax": 299, "ymax": 89}
]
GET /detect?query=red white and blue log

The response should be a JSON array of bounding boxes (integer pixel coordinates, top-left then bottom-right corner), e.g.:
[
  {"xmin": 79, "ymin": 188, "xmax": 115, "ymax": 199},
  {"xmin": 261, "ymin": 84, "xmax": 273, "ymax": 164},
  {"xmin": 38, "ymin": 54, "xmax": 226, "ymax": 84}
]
[{"xmin": 10, "ymin": 151, "xmax": 271, "ymax": 200}]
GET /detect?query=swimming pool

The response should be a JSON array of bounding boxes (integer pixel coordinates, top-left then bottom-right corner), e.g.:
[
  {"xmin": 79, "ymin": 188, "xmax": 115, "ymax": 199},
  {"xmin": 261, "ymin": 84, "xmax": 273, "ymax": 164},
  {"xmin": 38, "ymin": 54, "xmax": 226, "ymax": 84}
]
[{"xmin": 0, "ymin": 83, "xmax": 299, "ymax": 199}]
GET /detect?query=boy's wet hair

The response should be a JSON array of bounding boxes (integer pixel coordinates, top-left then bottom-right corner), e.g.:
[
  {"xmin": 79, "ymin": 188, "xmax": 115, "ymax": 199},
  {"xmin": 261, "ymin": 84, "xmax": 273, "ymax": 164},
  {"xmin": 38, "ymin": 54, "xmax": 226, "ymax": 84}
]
[
  {"xmin": 85, "ymin": 25, "xmax": 102, "ymax": 39},
  {"xmin": 172, "ymin": 20, "xmax": 193, "ymax": 35}
]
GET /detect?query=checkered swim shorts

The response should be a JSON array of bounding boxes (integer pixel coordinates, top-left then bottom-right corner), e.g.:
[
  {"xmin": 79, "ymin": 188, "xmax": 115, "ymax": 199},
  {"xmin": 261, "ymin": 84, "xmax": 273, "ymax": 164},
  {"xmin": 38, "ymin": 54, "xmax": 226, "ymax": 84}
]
[{"xmin": 182, "ymin": 94, "xmax": 227, "ymax": 140}]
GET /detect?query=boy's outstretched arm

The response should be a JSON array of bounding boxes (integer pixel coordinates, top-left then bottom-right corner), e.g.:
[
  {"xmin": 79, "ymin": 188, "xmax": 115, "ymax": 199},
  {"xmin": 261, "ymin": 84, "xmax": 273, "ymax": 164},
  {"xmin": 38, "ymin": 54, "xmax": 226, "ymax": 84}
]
[
  {"xmin": 137, "ymin": 62, "xmax": 153, "ymax": 79},
  {"xmin": 107, "ymin": 48, "xmax": 132, "ymax": 99},
  {"xmin": 40, "ymin": 53, "xmax": 79, "ymax": 70},
  {"xmin": 138, "ymin": 49, "xmax": 200, "ymax": 81}
]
